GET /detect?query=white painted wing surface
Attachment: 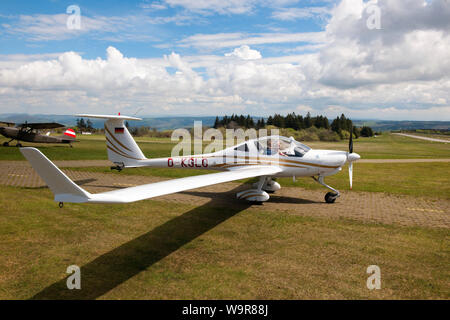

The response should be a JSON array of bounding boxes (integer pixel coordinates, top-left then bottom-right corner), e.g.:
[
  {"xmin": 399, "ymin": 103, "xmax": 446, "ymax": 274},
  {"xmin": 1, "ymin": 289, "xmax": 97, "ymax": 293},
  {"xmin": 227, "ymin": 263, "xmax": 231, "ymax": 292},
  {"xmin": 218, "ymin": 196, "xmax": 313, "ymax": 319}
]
[
  {"xmin": 89, "ymin": 165, "xmax": 281, "ymax": 203},
  {"xmin": 20, "ymin": 147, "xmax": 282, "ymax": 204},
  {"xmin": 75, "ymin": 114, "xmax": 142, "ymax": 121}
]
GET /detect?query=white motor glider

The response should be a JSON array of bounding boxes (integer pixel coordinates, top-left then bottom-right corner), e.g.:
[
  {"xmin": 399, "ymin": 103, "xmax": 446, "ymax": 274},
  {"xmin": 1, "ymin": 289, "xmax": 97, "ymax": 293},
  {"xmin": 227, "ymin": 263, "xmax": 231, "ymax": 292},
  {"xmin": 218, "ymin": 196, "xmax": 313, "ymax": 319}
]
[{"xmin": 20, "ymin": 114, "xmax": 360, "ymax": 206}]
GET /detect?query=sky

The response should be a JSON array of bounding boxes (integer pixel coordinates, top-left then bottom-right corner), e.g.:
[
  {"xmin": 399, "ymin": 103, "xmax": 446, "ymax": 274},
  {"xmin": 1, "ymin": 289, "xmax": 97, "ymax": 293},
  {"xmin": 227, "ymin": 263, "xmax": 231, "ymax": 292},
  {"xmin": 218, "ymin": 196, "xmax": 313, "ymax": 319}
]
[{"xmin": 0, "ymin": 0, "xmax": 450, "ymax": 120}]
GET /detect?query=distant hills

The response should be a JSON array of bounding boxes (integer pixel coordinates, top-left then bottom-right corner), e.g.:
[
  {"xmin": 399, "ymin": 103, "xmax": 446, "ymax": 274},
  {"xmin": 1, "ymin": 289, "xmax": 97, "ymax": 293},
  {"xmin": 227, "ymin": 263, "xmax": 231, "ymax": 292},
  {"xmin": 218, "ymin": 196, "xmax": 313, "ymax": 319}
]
[
  {"xmin": 1, "ymin": 113, "xmax": 449, "ymax": 131},
  {"xmin": 0, "ymin": 113, "xmax": 217, "ymax": 130}
]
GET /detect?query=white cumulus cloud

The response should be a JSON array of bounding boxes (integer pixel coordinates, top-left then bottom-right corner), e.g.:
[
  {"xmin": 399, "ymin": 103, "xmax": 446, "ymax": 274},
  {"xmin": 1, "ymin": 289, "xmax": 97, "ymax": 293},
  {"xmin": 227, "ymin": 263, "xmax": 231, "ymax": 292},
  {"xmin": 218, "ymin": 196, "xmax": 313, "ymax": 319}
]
[
  {"xmin": 1, "ymin": 0, "xmax": 450, "ymax": 120},
  {"xmin": 225, "ymin": 45, "xmax": 262, "ymax": 60}
]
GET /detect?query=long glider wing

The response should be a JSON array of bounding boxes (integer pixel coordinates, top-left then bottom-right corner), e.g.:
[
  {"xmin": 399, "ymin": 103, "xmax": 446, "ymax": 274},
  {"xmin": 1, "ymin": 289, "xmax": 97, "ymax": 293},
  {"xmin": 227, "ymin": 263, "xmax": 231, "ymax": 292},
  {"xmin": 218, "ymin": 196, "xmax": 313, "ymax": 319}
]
[{"xmin": 20, "ymin": 147, "xmax": 281, "ymax": 204}]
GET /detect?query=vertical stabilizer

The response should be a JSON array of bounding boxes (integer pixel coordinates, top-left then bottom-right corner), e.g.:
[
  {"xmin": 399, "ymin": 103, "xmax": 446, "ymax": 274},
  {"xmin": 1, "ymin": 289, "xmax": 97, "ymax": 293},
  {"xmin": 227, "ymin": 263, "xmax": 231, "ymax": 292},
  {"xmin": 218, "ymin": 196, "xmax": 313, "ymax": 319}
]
[
  {"xmin": 104, "ymin": 119, "xmax": 146, "ymax": 166},
  {"xmin": 76, "ymin": 114, "xmax": 147, "ymax": 167}
]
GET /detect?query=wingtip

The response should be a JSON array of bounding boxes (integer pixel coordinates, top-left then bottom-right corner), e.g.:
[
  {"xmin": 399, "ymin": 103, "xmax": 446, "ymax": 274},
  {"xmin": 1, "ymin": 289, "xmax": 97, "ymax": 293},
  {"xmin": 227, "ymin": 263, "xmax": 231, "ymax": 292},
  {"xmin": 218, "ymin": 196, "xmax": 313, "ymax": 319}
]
[
  {"xmin": 19, "ymin": 146, "xmax": 40, "ymax": 154},
  {"xmin": 74, "ymin": 114, "xmax": 142, "ymax": 121}
]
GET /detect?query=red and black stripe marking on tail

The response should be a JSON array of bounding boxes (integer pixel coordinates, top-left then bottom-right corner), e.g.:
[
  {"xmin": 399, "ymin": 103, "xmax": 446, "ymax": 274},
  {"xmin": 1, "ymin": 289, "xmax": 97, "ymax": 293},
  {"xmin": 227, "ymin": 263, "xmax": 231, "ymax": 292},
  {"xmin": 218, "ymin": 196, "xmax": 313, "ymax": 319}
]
[{"xmin": 115, "ymin": 127, "xmax": 125, "ymax": 134}]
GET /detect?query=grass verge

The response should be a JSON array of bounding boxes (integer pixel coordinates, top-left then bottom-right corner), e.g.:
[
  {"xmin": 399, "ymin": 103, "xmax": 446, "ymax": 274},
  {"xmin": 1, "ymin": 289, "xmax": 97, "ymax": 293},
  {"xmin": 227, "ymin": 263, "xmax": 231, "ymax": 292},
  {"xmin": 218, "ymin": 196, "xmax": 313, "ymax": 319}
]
[{"xmin": 0, "ymin": 186, "xmax": 448, "ymax": 299}]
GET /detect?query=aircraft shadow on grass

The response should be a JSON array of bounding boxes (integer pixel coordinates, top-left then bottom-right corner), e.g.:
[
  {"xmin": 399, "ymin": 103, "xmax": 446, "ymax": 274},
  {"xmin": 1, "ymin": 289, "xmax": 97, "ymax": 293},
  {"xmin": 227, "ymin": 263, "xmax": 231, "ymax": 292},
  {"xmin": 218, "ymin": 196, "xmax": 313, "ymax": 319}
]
[
  {"xmin": 23, "ymin": 178, "xmax": 97, "ymax": 190},
  {"xmin": 181, "ymin": 190, "xmax": 321, "ymax": 205},
  {"xmin": 30, "ymin": 186, "xmax": 252, "ymax": 300},
  {"xmin": 73, "ymin": 178, "xmax": 97, "ymax": 186}
]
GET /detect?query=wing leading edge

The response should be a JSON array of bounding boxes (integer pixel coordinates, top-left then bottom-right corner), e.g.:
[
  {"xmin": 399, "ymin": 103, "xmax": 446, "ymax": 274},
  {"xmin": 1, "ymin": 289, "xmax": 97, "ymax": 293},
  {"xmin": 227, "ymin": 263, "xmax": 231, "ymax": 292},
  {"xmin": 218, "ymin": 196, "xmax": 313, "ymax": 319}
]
[
  {"xmin": 20, "ymin": 147, "xmax": 281, "ymax": 204},
  {"xmin": 19, "ymin": 122, "xmax": 65, "ymax": 129}
]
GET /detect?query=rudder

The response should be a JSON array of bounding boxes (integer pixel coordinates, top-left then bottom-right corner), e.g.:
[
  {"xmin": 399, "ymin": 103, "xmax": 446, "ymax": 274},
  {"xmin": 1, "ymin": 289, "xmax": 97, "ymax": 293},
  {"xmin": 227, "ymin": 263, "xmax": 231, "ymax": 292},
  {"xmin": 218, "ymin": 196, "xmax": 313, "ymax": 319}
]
[
  {"xmin": 104, "ymin": 119, "xmax": 146, "ymax": 167},
  {"xmin": 75, "ymin": 114, "xmax": 147, "ymax": 168}
]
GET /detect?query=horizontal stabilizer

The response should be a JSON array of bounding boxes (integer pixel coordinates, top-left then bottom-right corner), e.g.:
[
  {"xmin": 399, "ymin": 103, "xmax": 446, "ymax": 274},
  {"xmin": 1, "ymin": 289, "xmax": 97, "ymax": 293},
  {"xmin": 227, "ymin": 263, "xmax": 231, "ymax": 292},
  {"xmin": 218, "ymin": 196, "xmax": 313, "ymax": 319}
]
[{"xmin": 75, "ymin": 114, "xmax": 142, "ymax": 121}]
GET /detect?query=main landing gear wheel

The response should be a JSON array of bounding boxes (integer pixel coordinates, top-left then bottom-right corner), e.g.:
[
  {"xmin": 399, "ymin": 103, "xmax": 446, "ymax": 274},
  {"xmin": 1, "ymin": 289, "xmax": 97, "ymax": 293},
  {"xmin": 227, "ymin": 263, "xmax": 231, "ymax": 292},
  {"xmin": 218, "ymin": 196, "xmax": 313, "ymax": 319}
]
[
  {"xmin": 2, "ymin": 142, "xmax": 9, "ymax": 147},
  {"xmin": 16, "ymin": 143, "xmax": 22, "ymax": 147},
  {"xmin": 325, "ymin": 192, "xmax": 338, "ymax": 203}
]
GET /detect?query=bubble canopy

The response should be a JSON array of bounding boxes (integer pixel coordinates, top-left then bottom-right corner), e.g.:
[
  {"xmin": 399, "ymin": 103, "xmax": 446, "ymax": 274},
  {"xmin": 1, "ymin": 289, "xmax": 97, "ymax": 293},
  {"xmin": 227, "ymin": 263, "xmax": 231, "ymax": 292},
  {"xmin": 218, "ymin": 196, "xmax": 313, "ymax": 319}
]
[{"xmin": 235, "ymin": 135, "xmax": 311, "ymax": 157}]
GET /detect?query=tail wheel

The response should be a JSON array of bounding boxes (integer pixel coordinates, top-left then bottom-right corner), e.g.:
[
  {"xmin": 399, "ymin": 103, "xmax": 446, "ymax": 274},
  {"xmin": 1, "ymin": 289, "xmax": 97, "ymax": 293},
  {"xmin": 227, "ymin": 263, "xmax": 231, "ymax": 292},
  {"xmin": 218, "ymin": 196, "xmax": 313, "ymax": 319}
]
[{"xmin": 325, "ymin": 192, "xmax": 338, "ymax": 203}]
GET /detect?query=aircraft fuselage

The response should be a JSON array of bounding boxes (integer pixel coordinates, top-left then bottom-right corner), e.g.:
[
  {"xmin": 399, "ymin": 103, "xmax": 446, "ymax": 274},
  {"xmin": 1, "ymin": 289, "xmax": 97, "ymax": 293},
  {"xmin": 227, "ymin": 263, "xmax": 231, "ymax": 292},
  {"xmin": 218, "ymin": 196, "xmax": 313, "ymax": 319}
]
[
  {"xmin": 114, "ymin": 148, "xmax": 348, "ymax": 179},
  {"xmin": 0, "ymin": 127, "xmax": 73, "ymax": 144}
]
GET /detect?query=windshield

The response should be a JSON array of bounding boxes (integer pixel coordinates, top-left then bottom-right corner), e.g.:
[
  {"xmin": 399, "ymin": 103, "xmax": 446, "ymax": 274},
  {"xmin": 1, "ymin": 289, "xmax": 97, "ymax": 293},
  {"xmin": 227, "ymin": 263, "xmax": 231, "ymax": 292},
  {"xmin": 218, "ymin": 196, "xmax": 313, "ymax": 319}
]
[{"xmin": 254, "ymin": 136, "xmax": 310, "ymax": 157}]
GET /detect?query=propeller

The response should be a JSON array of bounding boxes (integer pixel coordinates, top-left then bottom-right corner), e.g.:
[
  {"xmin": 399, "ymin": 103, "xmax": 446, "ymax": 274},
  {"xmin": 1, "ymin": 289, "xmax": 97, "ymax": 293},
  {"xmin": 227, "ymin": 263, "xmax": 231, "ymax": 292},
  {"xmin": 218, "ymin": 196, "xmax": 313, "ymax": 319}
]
[
  {"xmin": 349, "ymin": 127, "xmax": 353, "ymax": 154},
  {"xmin": 349, "ymin": 162, "xmax": 353, "ymax": 190},
  {"xmin": 349, "ymin": 127, "xmax": 353, "ymax": 189},
  {"xmin": 347, "ymin": 126, "xmax": 360, "ymax": 190}
]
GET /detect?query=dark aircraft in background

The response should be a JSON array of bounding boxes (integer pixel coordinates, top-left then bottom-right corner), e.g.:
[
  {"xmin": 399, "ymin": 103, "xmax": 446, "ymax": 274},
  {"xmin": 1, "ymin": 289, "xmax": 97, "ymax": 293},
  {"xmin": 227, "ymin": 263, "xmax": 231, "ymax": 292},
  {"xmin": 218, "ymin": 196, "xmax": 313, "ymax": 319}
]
[{"xmin": 0, "ymin": 121, "xmax": 77, "ymax": 147}]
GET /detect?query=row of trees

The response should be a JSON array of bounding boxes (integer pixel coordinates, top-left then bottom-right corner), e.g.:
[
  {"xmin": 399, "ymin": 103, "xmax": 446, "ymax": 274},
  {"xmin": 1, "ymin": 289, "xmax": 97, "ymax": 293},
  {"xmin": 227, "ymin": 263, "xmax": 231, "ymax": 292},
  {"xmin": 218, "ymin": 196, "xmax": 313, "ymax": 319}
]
[
  {"xmin": 213, "ymin": 113, "xmax": 375, "ymax": 138},
  {"xmin": 78, "ymin": 114, "xmax": 374, "ymax": 139},
  {"xmin": 267, "ymin": 113, "xmax": 330, "ymax": 130},
  {"xmin": 213, "ymin": 113, "xmax": 332, "ymax": 131},
  {"xmin": 213, "ymin": 114, "xmax": 257, "ymax": 129},
  {"xmin": 75, "ymin": 118, "xmax": 94, "ymax": 131},
  {"xmin": 127, "ymin": 125, "xmax": 172, "ymax": 138},
  {"xmin": 360, "ymin": 126, "xmax": 374, "ymax": 137},
  {"xmin": 330, "ymin": 115, "xmax": 375, "ymax": 137}
]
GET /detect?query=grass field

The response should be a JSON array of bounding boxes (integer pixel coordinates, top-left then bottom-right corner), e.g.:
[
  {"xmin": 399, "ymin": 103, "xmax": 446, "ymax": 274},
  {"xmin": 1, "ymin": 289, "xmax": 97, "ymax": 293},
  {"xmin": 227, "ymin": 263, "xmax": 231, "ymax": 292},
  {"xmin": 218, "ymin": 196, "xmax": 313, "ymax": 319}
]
[
  {"xmin": 0, "ymin": 186, "xmax": 448, "ymax": 299},
  {"xmin": 279, "ymin": 162, "xmax": 450, "ymax": 199},
  {"xmin": 0, "ymin": 131, "xmax": 449, "ymax": 299}
]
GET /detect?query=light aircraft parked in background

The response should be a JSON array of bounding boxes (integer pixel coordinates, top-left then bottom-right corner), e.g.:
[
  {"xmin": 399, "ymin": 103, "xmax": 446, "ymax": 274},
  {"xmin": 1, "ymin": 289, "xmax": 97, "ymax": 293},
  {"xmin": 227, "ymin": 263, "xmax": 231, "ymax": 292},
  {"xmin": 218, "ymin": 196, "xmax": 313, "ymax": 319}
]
[
  {"xmin": 0, "ymin": 121, "xmax": 76, "ymax": 147},
  {"xmin": 20, "ymin": 114, "xmax": 360, "ymax": 207}
]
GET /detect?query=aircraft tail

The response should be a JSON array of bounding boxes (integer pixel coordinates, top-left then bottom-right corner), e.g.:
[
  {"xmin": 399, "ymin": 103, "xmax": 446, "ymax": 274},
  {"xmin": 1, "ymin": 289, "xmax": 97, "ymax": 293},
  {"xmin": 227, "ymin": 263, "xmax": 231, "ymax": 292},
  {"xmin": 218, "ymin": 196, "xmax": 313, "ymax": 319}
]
[
  {"xmin": 20, "ymin": 147, "xmax": 91, "ymax": 203},
  {"xmin": 76, "ymin": 114, "xmax": 147, "ymax": 167},
  {"xmin": 58, "ymin": 128, "xmax": 77, "ymax": 141}
]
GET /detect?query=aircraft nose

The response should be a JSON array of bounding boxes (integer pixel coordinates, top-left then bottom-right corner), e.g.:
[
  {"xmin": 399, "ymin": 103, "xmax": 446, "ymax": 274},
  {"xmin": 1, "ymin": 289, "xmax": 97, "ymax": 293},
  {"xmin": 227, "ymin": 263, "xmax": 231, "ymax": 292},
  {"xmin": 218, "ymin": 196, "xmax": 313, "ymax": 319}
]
[{"xmin": 348, "ymin": 152, "xmax": 361, "ymax": 162}]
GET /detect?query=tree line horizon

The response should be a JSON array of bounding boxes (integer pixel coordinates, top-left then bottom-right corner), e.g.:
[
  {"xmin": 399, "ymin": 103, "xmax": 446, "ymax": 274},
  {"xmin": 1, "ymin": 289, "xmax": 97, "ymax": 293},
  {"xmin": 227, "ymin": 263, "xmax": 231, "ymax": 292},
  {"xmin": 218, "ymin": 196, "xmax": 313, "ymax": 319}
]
[
  {"xmin": 213, "ymin": 113, "xmax": 375, "ymax": 138},
  {"xmin": 75, "ymin": 112, "xmax": 375, "ymax": 139}
]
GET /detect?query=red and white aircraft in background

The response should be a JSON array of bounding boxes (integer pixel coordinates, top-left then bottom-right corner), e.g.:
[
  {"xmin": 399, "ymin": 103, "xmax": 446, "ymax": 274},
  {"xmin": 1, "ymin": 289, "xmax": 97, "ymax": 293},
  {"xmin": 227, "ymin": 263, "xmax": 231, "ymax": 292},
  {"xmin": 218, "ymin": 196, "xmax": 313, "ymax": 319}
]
[
  {"xmin": 0, "ymin": 121, "xmax": 76, "ymax": 147},
  {"xmin": 20, "ymin": 114, "xmax": 360, "ymax": 206}
]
